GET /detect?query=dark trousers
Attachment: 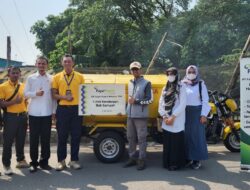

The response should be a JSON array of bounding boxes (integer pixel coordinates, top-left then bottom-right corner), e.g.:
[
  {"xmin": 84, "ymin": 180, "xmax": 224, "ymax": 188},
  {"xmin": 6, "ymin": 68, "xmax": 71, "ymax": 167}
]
[
  {"xmin": 2, "ymin": 113, "xmax": 27, "ymax": 167},
  {"xmin": 29, "ymin": 115, "xmax": 52, "ymax": 167},
  {"xmin": 56, "ymin": 105, "xmax": 82, "ymax": 162},
  {"xmin": 163, "ymin": 130, "xmax": 185, "ymax": 169}
]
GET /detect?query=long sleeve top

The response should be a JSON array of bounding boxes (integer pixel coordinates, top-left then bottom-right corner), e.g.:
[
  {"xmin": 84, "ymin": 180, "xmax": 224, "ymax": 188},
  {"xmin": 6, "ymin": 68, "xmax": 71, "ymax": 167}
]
[
  {"xmin": 24, "ymin": 72, "xmax": 57, "ymax": 116},
  {"xmin": 185, "ymin": 81, "xmax": 211, "ymax": 117},
  {"xmin": 127, "ymin": 76, "xmax": 153, "ymax": 118},
  {"xmin": 158, "ymin": 83, "xmax": 187, "ymax": 133}
]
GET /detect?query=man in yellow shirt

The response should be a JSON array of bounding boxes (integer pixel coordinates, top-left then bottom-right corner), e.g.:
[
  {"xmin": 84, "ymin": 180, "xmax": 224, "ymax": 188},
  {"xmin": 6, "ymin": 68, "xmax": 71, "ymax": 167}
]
[
  {"xmin": 0, "ymin": 66, "xmax": 29, "ymax": 175},
  {"xmin": 52, "ymin": 54, "xmax": 84, "ymax": 171}
]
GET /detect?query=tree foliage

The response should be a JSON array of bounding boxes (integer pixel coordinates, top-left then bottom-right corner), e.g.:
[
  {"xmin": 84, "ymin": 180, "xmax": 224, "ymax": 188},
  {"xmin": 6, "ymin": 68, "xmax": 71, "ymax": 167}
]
[{"xmin": 31, "ymin": 0, "xmax": 250, "ymax": 70}]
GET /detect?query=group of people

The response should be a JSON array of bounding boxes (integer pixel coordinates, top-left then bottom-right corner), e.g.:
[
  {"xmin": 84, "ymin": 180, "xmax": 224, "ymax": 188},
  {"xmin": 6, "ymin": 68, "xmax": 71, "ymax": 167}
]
[
  {"xmin": 0, "ymin": 55, "xmax": 210, "ymax": 175},
  {"xmin": 0, "ymin": 54, "xmax": 84, "ymax": 175},
  {"xmin": 124, "ymin": 62, "xmax": 210, "ymax": 171}
]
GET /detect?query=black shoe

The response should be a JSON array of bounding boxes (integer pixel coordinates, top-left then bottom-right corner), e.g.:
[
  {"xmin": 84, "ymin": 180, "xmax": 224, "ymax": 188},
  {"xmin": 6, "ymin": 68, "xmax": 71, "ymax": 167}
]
[
  {"xmin": 137, "ymin": 159, "xmax": 146, "ymax": 170},
  {"xmin": 123, "ymin": 158, "xmax": 137, "ymax": 168},
  {"xmin": 40, "ymin": 164, "xmax": 52, "ymax": 170},
  {"xmin": 168, "ymin": 166, "xmax": 179, "ymax": 171},
  {"xmin": 29, "ymin": 165, "xmax": 38, "ymax": 173},
  {"xmin": 191, "ymin": 161, "xmax": 201, "ymax": 170}
]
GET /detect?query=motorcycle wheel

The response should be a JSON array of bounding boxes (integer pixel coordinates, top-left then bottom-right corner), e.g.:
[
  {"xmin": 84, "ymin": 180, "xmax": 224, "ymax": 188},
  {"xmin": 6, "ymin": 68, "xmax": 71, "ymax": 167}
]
[{"xmin": 223, "ymin": 129, "xmax": 240, "ymax": 152}]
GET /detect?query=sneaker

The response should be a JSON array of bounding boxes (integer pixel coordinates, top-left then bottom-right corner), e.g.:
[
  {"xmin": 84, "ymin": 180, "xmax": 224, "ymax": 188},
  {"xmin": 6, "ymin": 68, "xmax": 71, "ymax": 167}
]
[
  {"xmin": 4, "ymin": 166, "xmax": 13, "ymax": 175},
  {"xmin": 123, "ymin": 158, "xmax": 137, "ymax": 168},
  {"xmin": 68, "ymin": 161, "xmax": 81, "ymax": 170},
  {"xmin": 39, "ymin": 164, "xmax": 52, "ymax": 170},
  {"xmin": 56, "ymin": 160, "xmax": 66, "ymax": 171},
  {"xmin": 16, "ymin": 160, "xmax": 29, "ymax": 168},
  {"xmin": 192, "ymin": 161, "xmax": 201, "ymax": 170},
  {"xmin": 29, "ymin": 165, "xmax": 37, "ymax": 173},
  {"xmin": 137, "ymin": 159, "xmax": 146, "ymax": 170}
]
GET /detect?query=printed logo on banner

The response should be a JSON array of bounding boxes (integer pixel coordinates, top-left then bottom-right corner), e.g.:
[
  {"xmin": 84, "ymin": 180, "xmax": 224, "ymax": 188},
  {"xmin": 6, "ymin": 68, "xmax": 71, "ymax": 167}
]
[
  {"xmin": 94, "ymin": 87, "xmax": 116, "ymax": 94},
  {"xmin": 244, "ymin": 64, "xmax": 250, "ymax": 73}
]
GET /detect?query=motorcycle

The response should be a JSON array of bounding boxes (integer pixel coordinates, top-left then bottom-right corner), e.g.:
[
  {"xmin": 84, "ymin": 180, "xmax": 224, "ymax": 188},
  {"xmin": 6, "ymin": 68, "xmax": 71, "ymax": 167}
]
[{"xmin": 206, "ymin": 91, "xmax": 240, "ymax": 152}]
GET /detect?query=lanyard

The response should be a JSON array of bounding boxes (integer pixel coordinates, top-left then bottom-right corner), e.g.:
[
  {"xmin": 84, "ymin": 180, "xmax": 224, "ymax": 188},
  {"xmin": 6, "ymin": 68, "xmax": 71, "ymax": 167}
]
[{"xmin": 64, "ymin": 73, "xmax": 74, "ymax": 89}]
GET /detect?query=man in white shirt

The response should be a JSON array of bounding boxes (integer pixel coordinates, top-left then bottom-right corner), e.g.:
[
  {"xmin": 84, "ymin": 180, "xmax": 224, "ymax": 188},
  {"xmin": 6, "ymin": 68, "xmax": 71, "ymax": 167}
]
[{"xmin": 24, "ymin": 56, "xmax": 56, "ymax": 173}]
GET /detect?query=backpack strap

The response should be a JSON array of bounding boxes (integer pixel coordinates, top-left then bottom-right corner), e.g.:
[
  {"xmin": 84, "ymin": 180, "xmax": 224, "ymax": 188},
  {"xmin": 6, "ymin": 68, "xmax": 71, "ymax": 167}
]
[
  {"xmin": 1, "ymin": 84, "xmax": 20, "ymax": 113},
  {"xmin": 6, "ymin": 84, "xmax": 20, "ymax": 102},
  {"xmin": 199, "ymin": 81, "xmax": 203, "ymax": 102}
]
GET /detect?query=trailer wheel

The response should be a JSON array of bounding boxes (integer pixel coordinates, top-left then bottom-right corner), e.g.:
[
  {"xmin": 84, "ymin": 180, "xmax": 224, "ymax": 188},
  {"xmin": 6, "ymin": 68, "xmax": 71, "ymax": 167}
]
[{"xmin": 94, "ymin": 131, "xmax": 125, "ymax": 163}]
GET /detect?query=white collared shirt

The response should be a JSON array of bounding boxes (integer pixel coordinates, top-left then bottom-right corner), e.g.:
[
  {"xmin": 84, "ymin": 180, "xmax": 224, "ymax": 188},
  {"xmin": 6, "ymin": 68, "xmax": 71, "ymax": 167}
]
[{"xmin": 24, "ymin": 71, "xmax": 56, "ymax": 116}]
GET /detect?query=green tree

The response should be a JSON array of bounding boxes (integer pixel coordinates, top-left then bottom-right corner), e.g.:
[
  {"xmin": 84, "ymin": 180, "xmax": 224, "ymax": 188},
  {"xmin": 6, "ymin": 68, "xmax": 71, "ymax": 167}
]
[{"xmin": 31, "ymin": 8, "xmax": 75, "ymax": 56}]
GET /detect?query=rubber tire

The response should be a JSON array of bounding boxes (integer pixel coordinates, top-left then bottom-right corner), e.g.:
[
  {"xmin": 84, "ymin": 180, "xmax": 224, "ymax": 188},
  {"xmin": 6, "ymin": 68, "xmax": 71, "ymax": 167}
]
[
  {"xmin": 223, "ymin": 129, "xmax": 240, "ymax": 152},
  {"xmin": 94, "ymin": 131, "xmax": 125, "ymax": 163}
]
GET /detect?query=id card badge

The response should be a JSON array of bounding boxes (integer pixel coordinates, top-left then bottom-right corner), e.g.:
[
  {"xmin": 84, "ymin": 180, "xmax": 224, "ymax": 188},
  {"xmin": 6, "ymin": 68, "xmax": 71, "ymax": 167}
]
[{"xmin": 66, "ymin": 89, "xmax": 72, "ymax": 96}]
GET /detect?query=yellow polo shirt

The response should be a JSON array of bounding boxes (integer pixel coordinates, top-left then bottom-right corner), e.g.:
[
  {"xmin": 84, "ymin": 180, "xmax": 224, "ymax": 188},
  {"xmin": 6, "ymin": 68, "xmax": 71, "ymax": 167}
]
[
  {"xmin": 52, "ymin": 70, "xmax": 84, "ymax": 105},
  {"xmin": 0, "ymin": 80, "xmax": 27, "ymax": 113}
]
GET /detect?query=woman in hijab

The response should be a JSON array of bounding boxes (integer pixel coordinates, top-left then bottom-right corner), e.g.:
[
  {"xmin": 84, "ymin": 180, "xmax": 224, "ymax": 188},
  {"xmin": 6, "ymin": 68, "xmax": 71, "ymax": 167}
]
[
  {"xmin": 182, "ymin": 65, "xmax": 211, "ymax": 169},
  {"xmin": 158, "ymin": 67, "xmax": 187, "ymax": 171}
]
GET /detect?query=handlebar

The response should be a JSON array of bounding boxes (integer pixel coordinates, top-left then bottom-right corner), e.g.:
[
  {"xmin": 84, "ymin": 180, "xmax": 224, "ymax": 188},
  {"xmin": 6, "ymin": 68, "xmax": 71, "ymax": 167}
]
[{"xmin": 208, "ymin": 90, "xmax": 217, "ymax": 96}]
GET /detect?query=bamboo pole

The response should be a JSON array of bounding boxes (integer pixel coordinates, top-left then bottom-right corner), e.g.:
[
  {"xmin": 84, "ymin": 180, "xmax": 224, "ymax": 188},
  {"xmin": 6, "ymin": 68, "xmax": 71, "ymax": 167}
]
[
  {"xmin": 225, "ymin": 34, "xmax": 250, "ymax": 95},
  {"xmin": 145, "ymin": 32, "xmax": 168, "ymax": 74}
]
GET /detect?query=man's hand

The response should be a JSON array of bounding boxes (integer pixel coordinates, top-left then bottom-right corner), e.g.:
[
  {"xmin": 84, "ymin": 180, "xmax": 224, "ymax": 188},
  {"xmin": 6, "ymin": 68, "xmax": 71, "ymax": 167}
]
[
  {"xmin": 200, "ymin": 116, "xmax": 207, "ymax": 124},
  {"xmin": 36, "ymin": 89, "xmax": 44, "ymax": 96},
  {"xmin": 13, "ymin": 95, "xmax": 22, "ymax": 104},
  {"xmin": 65, "ymin": 95, "xmax": 74, "ymax": 102},
  {"xmin": 128, "ymin": 96, "xmax": 135, "ymax": 104}
]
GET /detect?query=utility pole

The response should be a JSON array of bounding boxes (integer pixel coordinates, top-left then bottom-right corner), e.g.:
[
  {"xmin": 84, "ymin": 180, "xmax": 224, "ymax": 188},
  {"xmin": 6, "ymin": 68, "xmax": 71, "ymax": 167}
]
[{"xmin": 7, "ymin": 36, "xmax": 11, "ymax": 68}]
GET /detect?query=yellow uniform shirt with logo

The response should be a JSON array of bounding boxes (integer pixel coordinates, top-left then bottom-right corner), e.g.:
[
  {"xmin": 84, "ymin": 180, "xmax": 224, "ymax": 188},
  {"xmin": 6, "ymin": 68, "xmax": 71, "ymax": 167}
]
[
  {"xmin": 52, "ymin": 70, "xmax": 84, "ymax": 105},
  {"xmin": 0, "ymin": 80, "xmax": 27, "ymax": 113}
]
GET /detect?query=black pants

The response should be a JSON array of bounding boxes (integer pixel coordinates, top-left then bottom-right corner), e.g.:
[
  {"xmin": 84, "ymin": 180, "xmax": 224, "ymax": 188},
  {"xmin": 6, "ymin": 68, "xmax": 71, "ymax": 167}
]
[
  {"xmin": 56, "ymin": 105, "xmax": 83, "ymax": 162},
  {"xmin": 29, "ymin": 115, "xmax": 52, "ymax": 167},
  {"xmin": 163, "ymin": 130, "xmax": 185, "ymax": 169},
  {"xmin": 2, "ymin": 113, "xmax": 27, "ymax": 167}
]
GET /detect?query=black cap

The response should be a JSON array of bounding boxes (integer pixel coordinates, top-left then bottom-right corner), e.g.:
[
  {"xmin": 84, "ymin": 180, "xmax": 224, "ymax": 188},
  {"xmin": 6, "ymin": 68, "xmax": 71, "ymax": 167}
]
[{"xmin": 166, "ymin": 67, "xmax": 178, "ymax": 75}]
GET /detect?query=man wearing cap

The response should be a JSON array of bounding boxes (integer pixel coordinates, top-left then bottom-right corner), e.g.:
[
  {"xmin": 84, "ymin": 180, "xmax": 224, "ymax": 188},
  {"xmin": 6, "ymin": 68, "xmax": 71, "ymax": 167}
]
[{"xmin": 124, "ymin": 61, "xmax": 153, "ymax": 170}]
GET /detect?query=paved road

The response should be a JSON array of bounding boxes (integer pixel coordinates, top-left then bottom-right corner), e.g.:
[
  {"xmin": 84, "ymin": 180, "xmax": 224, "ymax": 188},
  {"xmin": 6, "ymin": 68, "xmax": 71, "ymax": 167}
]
[{"xmin": 0, "ymin": 143, "xmax": 249, "ymax": 190}]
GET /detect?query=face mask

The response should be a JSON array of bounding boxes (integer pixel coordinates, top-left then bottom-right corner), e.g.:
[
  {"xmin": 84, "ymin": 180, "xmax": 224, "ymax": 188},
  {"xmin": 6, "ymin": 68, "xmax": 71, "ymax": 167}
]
[
  {"xmin": 187, "ymin": 73, "xmax": 197, "ymax": 80},
  {"xmin": 168, "ymin": 75, "xmax": 176, "ymax": 82}
]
